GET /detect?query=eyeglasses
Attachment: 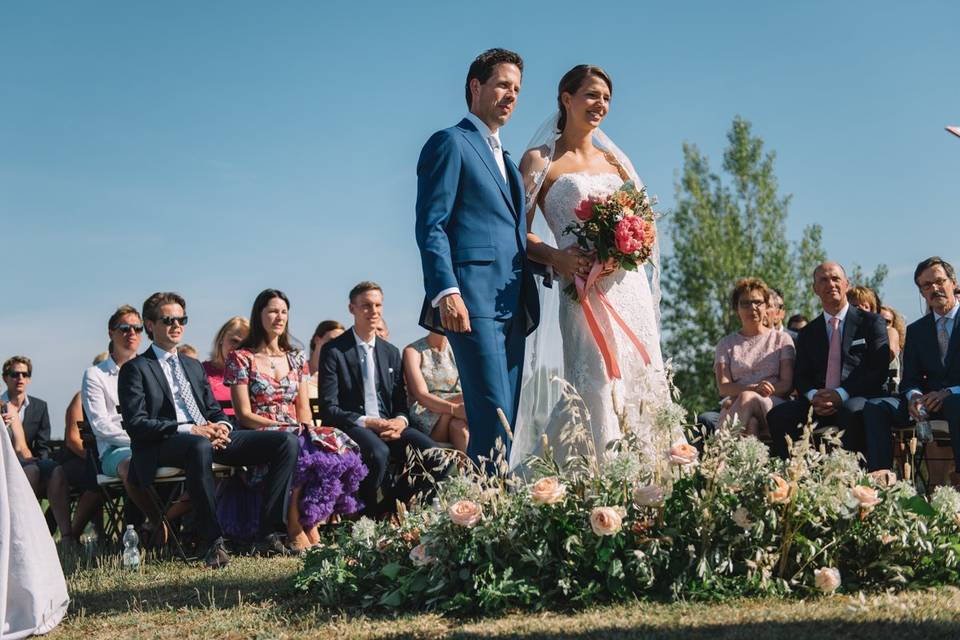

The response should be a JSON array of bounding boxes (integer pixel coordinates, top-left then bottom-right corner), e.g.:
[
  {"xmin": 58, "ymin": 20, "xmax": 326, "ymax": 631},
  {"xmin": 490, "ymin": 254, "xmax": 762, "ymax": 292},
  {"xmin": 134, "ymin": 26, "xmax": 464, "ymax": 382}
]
[
  {"xmin": 919, "ymin": 277, "xmax": 952, "ymax": 293},
  {"xmin": 3, "ymin": 371, "xmax": 30, "ymax": 379},
  {"xmin": 160, "ymin": 316, "xmax": 189, "ymax": 327},
  {"xmin": 738, "ymin": 300, "xmax": 766, "ymax": 309},
  {"xmin": 114, "ymin": 323, "xmax": 144, "ymax": 334}
]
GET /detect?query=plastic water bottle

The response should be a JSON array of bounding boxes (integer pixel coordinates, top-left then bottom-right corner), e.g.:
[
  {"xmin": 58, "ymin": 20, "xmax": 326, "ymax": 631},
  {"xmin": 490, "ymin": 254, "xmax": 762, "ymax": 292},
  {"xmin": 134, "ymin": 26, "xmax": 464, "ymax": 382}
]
[
  {"xmin": 916, "ymin": 405, "xmax": 934, "ymax": 443},
  {"xmin": 80, "ymin": 523, "xmax": 98, "ymax": 565},
  {"xmin": 122, "ymin": 525, "xmax": 141, "ymax": 570}
]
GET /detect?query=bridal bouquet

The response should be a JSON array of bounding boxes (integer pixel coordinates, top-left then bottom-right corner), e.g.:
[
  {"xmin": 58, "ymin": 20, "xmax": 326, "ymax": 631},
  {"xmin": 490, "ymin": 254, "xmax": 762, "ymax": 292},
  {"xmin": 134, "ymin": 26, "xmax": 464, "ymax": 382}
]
[{"xmin": 562, "ymin": 180, "xmax": 656, "ymax": 301}]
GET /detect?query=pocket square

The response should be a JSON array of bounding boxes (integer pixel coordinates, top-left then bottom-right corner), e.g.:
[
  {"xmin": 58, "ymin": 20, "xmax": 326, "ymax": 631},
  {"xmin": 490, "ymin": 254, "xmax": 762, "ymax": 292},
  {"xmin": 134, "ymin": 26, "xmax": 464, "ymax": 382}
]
[
  {"xmin": 851, "ymin": 338, "xmax": 866, "ymax": 347},
  {"xmin": 388, "ymin": 367, "xmax": 394, "ymax": 374}
]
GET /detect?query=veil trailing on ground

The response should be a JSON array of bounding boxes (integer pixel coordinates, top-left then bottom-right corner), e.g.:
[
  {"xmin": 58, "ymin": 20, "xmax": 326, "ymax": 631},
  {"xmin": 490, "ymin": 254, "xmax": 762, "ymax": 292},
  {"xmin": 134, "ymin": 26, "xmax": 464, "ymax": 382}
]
[{"xmin": 509, "ymin": 112, "xmax": 664, "ymax": 472}]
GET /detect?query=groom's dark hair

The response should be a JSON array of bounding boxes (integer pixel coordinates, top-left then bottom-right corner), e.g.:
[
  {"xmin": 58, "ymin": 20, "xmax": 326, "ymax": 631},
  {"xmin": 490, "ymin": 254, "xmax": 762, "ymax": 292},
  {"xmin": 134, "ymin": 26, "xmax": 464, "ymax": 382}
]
[{"xmin": 465, "ymin": 48, "xmax": 523, "ymax": 109}]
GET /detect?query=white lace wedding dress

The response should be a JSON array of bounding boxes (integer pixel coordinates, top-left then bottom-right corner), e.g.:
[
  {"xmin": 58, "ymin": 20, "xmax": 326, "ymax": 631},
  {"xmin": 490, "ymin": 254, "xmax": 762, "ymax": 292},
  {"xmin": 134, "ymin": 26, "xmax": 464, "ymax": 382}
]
[{"xmin": 537, "ymin": 171, "xmax": 672, "ymax": 461}]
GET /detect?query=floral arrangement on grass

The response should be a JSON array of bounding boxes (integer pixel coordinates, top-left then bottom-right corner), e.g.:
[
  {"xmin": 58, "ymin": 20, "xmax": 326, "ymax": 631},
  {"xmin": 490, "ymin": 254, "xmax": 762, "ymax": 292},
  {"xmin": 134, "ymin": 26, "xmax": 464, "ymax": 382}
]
[{"xmin": 294, "ymin": 417, "xmax": 960, "ymax": 614}]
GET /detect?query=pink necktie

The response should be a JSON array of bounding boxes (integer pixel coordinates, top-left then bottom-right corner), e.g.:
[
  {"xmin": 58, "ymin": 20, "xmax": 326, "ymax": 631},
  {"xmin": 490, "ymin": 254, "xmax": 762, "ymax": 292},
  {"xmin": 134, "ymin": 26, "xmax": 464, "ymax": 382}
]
[{"xmin": 825, "ymin": 316, "xmax": 842, "ymax": 389}]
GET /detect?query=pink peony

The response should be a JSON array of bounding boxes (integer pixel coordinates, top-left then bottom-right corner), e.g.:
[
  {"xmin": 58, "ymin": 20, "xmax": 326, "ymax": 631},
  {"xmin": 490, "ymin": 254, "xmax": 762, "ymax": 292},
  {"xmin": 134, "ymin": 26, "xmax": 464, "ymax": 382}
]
[
  {"xmin": 574, "ymin": 197, "xmax": 598, "ymax": 221},
  {"xmin": 614, "ymin": 215, "xmax": 647, "ymax": 255}
]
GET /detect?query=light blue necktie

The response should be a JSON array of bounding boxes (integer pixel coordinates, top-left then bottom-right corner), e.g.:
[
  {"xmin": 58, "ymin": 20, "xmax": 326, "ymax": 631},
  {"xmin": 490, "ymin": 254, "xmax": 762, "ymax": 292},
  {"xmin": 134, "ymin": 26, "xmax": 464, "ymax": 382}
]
[{"xmin": 170, "ymin": 356, "xmax": 207, "ymax": 425}]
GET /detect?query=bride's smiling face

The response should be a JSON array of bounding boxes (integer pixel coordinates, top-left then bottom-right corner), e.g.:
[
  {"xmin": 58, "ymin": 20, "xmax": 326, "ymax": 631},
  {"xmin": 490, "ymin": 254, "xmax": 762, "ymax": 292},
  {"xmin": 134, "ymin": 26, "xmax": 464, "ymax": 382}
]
[{"xmin": 562, "ymin": 76, "xmax": 611, "ymax": 130}]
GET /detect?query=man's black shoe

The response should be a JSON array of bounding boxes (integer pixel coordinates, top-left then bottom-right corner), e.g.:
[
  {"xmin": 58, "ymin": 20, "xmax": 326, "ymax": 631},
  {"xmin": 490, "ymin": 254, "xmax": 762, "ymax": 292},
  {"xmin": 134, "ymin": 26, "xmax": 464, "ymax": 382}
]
[
  {"xmin": 253, "ymin": 532, "xmax": 294, "ymax": 557},
  {"xmin": 203, "ymin": 537, "xmax": 230, "ymax": 569}
]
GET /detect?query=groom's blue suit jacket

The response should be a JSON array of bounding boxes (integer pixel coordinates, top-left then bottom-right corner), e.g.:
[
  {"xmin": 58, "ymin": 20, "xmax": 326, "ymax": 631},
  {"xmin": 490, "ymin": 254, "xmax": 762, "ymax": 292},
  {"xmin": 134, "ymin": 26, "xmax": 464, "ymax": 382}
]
[{"xmin": 416, "ymin": 118, "xmax": 539, "ymax": 334}]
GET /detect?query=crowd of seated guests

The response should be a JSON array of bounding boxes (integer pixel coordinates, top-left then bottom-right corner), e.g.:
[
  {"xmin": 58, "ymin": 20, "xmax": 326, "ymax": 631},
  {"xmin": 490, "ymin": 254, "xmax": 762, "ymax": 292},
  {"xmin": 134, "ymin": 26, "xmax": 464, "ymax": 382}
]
[{"xmin": 700, "ymin": 256, "xmax": 960, "ymax": 491}]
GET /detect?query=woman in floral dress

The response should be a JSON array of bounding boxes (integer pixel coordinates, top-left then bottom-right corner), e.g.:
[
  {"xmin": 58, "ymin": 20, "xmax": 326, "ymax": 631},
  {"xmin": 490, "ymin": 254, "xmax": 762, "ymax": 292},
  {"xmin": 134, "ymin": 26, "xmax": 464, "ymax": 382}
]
[{"xmin": 226, "ymin": 289, "xmax": 366, "ymax": 550}]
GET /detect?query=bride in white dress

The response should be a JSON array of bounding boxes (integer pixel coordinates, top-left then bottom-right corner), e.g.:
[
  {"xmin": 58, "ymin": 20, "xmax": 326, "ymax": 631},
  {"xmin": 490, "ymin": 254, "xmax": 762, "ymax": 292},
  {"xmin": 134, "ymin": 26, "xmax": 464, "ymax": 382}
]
[{"xmin": 511, "ymin": 65, "xmax": 679, "ymax": 471}]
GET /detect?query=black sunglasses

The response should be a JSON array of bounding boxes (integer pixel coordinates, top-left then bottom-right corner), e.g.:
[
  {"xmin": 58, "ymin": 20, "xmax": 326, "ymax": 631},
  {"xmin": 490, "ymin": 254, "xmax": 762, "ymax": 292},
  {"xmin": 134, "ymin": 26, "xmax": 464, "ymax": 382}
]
[
  {"xmin": 114, "ymin": 323, "xmax": 144, "ymax": 334},
  {"xmin": 160, "ymin": 315, "xmax": 189, "ymax": 327},
  {"xmin": 4, "ymin": 371, "xmax": 30, "ymax": 379}
]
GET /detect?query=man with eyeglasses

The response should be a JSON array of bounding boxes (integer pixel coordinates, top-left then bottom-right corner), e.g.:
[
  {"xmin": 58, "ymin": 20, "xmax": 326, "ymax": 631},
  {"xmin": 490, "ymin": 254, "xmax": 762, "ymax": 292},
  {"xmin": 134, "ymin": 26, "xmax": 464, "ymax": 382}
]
[
  {"xmin": 118, "ymin": 291, "xmax": 300, "ymax": 568},
  {"xmin": 767, "ymin": 262, "xmax": 889, "ymax": 459},
  {"xmin": 2, "ymin": 355, "xmax": 75, "ymax": 543},
  {"xmin": 864, "ymin": 257, "xmax": 960, "ymax": 481},
  {"xmin": 767, "ymin": 288, "xmax": 796, "ymax": 341}
]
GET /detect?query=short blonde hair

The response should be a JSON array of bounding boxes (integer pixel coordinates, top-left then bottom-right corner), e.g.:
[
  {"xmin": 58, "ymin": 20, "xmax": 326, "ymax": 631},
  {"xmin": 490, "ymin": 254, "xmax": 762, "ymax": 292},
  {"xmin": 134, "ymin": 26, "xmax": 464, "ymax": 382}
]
[{"xmin": 847, "ymin": 286, "xmax": 880, "ymax": 313}]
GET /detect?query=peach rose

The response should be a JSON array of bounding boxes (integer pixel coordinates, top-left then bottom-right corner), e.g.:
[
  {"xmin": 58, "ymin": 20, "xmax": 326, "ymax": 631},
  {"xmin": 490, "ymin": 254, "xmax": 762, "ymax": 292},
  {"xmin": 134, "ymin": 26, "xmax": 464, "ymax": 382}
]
[
  {"xmin": 448, "ymin": 499, "xmax": 483, "ymax": 528},
  {"xmin": 409, "ymin": 543, "xmax": 433, "ymax": 567},
  {"xmin": 668, "ymin": 443, "xmax": 699, "ymax": 466},
  {"xmin": 590, "ymin": 506, "xmax": 624, "ymax": 536},
  {"xmin": 868, "ymin": 469, "xmax": 897, "ymax": 489},
  {"xmin": 767, "ymin": 474, "xmax": 792, "ymax": 504},
  {"xmin": 814, "ymin": 567, "xmax": 841, "ymax": 593},
  {"xmin": 634, "ymin": 484, "xmax": 665, "ymax": 507},
  {"xmin": 530, "ymin": 477, "xmax": 567, "ymax": 505},
  {"xmin": 851, "ymin": 485, "xmax": 881, "ymax": 512}
]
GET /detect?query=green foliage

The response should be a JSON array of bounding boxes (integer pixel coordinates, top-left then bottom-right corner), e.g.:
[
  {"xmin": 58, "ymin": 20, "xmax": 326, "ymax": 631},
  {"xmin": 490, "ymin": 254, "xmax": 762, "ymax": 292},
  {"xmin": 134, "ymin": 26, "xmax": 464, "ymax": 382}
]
[{"xmin": 661, "ymin": 116, "xmax": 886, "ymax": 413}]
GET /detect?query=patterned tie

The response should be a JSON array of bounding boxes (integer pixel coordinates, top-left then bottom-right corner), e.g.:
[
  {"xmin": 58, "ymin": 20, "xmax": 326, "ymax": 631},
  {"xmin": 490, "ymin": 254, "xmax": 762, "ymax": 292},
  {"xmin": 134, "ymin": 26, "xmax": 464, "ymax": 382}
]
[
  {"xmin": 825, "ymin": 316, "xmax": 843, "ymax": 389},
  {"xmin": 360, "ymin": 343, "xmax": 380, "ymax": 419},
  {"xmin": 937, "ymin": 316, "xmax": 951, "ymax": 365},
  {"xmin": 170, "ymin": 355, "xmax": 207, "ymax": 425}
]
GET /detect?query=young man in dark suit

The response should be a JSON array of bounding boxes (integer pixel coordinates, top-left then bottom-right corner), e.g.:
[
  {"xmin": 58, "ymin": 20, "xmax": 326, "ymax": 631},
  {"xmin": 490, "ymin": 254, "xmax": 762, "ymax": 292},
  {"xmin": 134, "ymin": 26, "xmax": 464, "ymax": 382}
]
[
  {"xmin": 118, "ymin": 292, "xmax": 299, "ymax": 568},
  {"xmin": 864, "ymin": 257, "xmax": 960, "ymax": 478},
  {"xmin": 319, "ymin": 282, "xmax": 444, "ymax": 516},
  {"xmin": 767, "ymin": 262, "xmax": 889, "ymax": 458}
]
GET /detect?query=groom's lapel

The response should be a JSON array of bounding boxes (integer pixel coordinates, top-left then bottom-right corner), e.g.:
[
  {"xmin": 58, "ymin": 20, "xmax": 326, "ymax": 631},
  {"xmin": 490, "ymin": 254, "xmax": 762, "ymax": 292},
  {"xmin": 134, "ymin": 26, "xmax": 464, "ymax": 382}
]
[
  {"xmin": 504, "ymin": 150, "xmax": 524, "ymax": 220},
  {"xmin": 459, "ymin": 120, "xmax": 518, "ymax": 218}
]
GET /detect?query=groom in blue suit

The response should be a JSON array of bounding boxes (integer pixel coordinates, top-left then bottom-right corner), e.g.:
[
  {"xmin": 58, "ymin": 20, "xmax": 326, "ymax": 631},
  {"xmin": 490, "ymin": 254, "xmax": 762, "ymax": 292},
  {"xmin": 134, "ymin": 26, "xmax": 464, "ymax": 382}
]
[{"xmin": 415, "ymin": 48, "xmax": 539, "ymax": 468}]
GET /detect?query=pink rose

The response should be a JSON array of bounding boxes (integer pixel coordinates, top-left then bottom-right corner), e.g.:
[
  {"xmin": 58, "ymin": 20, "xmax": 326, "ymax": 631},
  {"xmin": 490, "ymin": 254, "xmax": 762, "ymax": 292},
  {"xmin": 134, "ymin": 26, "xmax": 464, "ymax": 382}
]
[
  {"xmin": 851, "ymin": 485, "xmax": 881, "ymax": 513},
  {"xmin": 574, "ymin": 197, "xmax": 597, "ymax": 221},
  {"xmin": 767, "ymin": 474, "xmax": 792, "ymax": 504},
  {"xmin": 614, "ymin": 215, "xmax": 647, "ymax": 254},
  {"xmin": 868, "ymin": 469, "xmax": 897, "ymax": 489},
  {"xmin": 668, "ymin": 443, "xmax": 698, "ymax": 466},
  {"xmin": 530, "ymin": 476, "xmax": 567, "ymax": 505},
  {"xmin": 409, "ymin": 543, "xmax": 434, "ymax": 567},
  {"xmin": 814, "ymin": 567, "xmax": 841, "ymax": 593},
  {"xmin": 634, "ymin": 484, "xmax": 664, "ymax": 507},
  {"xmin": 448, "ymin": 499, "xmax": 483, "ymax": 528},
  {"xmin": 590, "ymin": 506, "xmax": 624, "ymax": 536}
]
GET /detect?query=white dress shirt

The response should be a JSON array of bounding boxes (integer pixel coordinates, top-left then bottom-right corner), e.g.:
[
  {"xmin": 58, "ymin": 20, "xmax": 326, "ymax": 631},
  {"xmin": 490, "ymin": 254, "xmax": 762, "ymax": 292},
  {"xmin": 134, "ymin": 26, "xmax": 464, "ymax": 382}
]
[
  {"xmin": 0, "ymin": 390, "xmax": 28, "ymax": 422},
  {"xmin": 352, "ymin": 329, "xmax": 407, "ymax": 428},
  {"xmin": 151, "ymin": 344, "xmax": 231, "ymax": 434},
  {"xmin": 81, "ymin": 356, "xmax": 130, "ymax": 455},
  {"xmin": 906, "ymin": 302, "xmax": 960, "ymax": 400},
  {"xmin": 806, "ymin": 304, "xmax": 851, "ymax": 404},
  {"xmin": 431, "ymin": 112, "xmax": 509, "ymax": 308}
]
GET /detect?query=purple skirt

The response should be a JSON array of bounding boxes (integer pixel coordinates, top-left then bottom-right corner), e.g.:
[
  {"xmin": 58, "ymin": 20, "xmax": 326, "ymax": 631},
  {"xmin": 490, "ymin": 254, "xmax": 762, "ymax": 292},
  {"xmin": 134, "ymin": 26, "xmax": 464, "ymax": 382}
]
[{"xmin": 216, "ymin": 432, "xmax": 367, "ymax": 539}]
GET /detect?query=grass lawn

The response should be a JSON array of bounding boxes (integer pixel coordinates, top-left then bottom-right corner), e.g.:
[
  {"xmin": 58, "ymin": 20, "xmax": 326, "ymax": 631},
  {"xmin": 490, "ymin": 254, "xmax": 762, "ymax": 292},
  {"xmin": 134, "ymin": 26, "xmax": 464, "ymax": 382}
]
[{"xmin": 52, "ymin": 552, "xmax": 960, "ymax": 639}]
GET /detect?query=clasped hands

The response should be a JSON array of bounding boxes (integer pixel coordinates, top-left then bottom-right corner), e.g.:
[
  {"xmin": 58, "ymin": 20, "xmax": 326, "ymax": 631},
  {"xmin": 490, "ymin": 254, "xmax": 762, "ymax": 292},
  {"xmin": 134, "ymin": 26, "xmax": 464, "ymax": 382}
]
[
  {"xmin": 365, "ymin": 417, "xmax": 407, "ymax": 442},
  {"xmin": 810, "ymin": 389, "xmax": 843, "ymax": 416},
  {"xmin": 554, "ymin": 246, "xmax": 618, "ymax": 281},
  {"xmin": 190, "ymin": 422, "xmax": 231, "ymax": 449},
  {"xmin": 908, "ymin": 389, "xmax": 953, "ymax": 422}
]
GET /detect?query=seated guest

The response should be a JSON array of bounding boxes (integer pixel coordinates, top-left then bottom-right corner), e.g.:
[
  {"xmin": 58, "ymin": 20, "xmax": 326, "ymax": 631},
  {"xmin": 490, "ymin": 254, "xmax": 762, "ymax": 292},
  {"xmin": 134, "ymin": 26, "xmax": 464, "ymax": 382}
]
[
  {"xmin": 306, "ymin": 320, "xmax": 345, "ymax": 399},
  {"xmin": 119, "ymin": 291, "xmax": 300, "ymax": 568},
  {"xmin": 202, "ymin": 316, "xmax": 250, "ymax": 416},
  {"xmin": 226, "ymin": 289, "xmax": 365, "ymax": 551},
  {"xmin": 880, "ymin": 305, "xmax": 907, "ymax": 393},
  {"xmin": 403, "ymin": 331, "xmax": 469, "ymax": 452},
  {"xmin": 848, "ymin": 285, "xmax": 900, "ymax": 361},
  {"xmin": 60, "ymin": 353, "xmax": 109, "ymax": 539},
  {"xmin": 320, "ymin": 282, "xmax": 445, "ymax": 516},
  {"xmin": 787, "ymin": 314, "xmax": 808, "ymax": 333},
  {"xmin": 2, "ymin": 356, "xmax": 73, "ymax": 543},
  {"xmin": 767, "ymin": 262, "xmax": 889, "ymax": 459},
  {"xmin": 177, "ymin": 344, "xmax": 199, "ymax": 359},
  {"xmin": 767, "ymin": 287, "xmax": 793, "ymax": 339},
  {"xmin": 714, "ymin": 278, "xmax": 795, "ymax": 437},
  {"xmin": 864, "ymin": 257, "xmax": 960, "ymax": 476}
]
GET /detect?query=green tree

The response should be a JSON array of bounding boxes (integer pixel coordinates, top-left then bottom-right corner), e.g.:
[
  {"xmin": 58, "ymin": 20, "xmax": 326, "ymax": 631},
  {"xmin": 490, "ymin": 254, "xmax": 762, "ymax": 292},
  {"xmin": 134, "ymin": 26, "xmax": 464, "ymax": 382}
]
[{"xmin": 661, "ymin": 117, "xmax": 884, "ymax": 414}]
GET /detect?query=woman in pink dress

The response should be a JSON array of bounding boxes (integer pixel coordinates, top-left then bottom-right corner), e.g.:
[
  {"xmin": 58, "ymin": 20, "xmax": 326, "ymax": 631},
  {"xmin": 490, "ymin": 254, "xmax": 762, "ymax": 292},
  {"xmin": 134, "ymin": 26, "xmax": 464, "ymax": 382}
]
[
  {"xmin": 715, "ymin": 278, "xmax": 795, "ymax": 437},
  {"xmin": 202, "ymin": 316, "xmax": 250, "ymax": 416}
]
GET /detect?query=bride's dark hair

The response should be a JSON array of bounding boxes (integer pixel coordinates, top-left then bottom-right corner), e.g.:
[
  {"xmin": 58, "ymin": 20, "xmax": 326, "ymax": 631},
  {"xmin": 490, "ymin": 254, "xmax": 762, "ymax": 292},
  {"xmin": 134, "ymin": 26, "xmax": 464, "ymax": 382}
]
[{"xmin": 557, "ymin": 65, "xmax": 613, "ymax": 133}]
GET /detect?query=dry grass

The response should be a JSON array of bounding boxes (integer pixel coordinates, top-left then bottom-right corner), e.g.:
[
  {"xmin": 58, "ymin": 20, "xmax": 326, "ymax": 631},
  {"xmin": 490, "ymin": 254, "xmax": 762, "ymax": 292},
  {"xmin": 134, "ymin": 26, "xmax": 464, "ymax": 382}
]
[{"xmin": 53, "ymin": 552, "xmax": 960, "ymax": 639}]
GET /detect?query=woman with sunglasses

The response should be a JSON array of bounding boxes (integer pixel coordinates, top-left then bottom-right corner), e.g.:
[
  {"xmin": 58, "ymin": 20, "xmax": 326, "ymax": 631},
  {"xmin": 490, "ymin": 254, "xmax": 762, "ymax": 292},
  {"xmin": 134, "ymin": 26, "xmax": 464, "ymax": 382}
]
[{"xmin": 714, "ymin": 278, "xmax": 796, "ymax": 437}]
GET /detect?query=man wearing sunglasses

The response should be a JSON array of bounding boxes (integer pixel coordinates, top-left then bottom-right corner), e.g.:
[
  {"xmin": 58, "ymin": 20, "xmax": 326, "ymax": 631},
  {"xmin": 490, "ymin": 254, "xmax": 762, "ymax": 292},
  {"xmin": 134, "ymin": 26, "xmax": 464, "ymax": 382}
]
[{"xmin": 118, "ymin": 292, "xmax": 300, "ymax": 568}]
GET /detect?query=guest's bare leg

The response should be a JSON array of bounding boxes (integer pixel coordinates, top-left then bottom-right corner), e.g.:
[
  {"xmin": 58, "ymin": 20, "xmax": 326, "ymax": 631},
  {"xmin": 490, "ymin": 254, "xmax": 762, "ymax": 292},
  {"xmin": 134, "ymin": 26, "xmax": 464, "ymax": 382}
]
[
  {"xmin": 305, "ymin": 524, "xmax": 320, "ymax": 545},
  {"xmin": 448, "ymin": 418, "xmax": 469, "ymax": 453},
  {"xmin": 430, "ymin": 414, "xmax": 452, "ymax": 444},
  {"xmin": 287, "ymin": 486, "xmax": 310, "ymax": 550},
  {"xmin": 46, "ymin": 466, "xmax": 75, "ymax": 539},
  {"xmin": 70, "ymin": 491, "xmax": 103, "ymax": 538}
]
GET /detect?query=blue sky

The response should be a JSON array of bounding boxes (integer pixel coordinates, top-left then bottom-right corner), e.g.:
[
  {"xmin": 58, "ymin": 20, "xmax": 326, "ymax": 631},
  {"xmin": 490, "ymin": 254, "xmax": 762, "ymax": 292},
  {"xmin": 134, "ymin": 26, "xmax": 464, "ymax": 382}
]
[{"xmin": 1, "ymin": 1, "xmax": 957, "ymax": 436}]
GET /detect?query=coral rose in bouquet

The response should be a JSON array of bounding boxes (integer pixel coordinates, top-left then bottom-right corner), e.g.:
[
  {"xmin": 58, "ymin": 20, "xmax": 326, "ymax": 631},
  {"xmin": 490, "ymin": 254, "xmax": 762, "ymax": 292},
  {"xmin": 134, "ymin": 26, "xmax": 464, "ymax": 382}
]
[{"xmin": 561, "ymin": 181, "xmax": 657, "ymax": 301}]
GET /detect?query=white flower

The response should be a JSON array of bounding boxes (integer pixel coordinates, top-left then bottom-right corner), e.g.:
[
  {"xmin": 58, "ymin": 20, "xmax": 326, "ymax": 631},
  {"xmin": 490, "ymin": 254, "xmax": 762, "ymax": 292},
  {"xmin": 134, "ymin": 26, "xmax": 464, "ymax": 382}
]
[
  {"xmin": 350, "ymin": 517, "xmax": 377, "ymax": 548},
  {"xmin": 814, "ymin": 567, "xmax": 841, "ymax": 593},
  {"xmin": 634, "ymin": 484, "xmax": 664, "ymax": 507},
  {"xmin": 931, "ymin": 486, "xmax": 960, "ymax": 516},
  {"xmin": 732, "ymin": 506, "xmax": 753, "ymax": 529}
]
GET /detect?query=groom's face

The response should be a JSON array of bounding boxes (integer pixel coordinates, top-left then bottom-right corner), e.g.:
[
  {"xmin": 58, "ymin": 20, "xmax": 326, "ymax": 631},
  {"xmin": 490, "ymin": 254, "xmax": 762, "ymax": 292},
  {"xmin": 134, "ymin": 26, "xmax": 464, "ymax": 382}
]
[{"xmin": 470, "ymin": 63, "xmax": 521, "ymax": 131}]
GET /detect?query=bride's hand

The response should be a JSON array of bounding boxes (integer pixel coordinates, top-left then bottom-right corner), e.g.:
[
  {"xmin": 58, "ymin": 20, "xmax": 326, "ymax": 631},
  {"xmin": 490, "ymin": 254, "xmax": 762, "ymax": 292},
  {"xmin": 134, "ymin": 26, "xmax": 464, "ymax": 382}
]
[
  {"xmin": 598, "ymin": 256, "xmax": 619, "ymax": 278},
  {"xmin": 553, "ymin": 246, "xmax": 592, "ymax": 280}
]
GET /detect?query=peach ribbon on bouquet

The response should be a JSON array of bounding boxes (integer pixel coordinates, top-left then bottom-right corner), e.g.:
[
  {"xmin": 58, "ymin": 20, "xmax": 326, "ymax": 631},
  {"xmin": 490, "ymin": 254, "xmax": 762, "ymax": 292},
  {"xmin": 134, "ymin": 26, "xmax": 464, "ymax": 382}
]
[{"xmin": 574, "ymin": 260, "xmax": 651, "ymax": 381}]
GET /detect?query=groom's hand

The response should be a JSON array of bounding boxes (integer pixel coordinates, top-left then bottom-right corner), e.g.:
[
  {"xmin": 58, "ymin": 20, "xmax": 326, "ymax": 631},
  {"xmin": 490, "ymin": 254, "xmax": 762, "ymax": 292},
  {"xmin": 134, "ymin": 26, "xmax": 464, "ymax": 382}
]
[{"xmin": 439, "ymin": 293, "xmax": 471, "ymax": 333}]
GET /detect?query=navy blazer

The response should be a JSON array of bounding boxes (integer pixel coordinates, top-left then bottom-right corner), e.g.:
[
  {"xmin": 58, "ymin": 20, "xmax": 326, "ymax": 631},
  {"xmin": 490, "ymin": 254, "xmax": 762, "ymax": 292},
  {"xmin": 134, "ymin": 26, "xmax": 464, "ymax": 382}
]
[
  {"xmin": 11, "ymin": 396, "xmax": 51, "ymax": 459},
  {"xmin": 415, "ymin": 118, "xmax": 539, "ymax": 334},
  {"xmin": 318, "ymin": 330, "xmax": 408, "ymax": 431},
  {"xmin": 794, "ymin": 306, "xmax": 889, "ymax": 399},
  {"xmin": 900, "ymin": 311, "xmax": 960, "ymax": 396},
  {"xmin": 118, "ymin": 347, "xmax": 228, "ymax": 486}
]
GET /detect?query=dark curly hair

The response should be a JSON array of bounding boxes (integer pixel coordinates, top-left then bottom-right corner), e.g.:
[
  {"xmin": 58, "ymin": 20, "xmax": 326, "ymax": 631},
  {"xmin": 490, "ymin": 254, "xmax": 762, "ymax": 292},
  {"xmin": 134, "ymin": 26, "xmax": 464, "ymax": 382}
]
[{"xmin": 465, "ymin": 48, "xmax": 523, "ymax": 109}]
